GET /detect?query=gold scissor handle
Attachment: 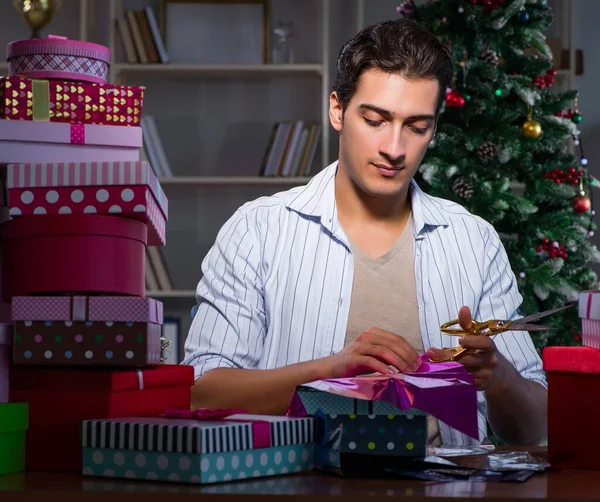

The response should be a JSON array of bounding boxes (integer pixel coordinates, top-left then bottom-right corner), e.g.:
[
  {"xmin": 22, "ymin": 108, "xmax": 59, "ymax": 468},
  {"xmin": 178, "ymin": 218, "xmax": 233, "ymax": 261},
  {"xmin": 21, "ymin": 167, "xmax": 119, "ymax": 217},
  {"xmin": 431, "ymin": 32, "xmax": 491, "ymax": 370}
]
[
  {"xmin": 440, "ymin": 319, "xmax": 513, "ymax": 337},
  {"xmin": 431, "ymin": 319, "xmax": 514, "ymax": 362}
]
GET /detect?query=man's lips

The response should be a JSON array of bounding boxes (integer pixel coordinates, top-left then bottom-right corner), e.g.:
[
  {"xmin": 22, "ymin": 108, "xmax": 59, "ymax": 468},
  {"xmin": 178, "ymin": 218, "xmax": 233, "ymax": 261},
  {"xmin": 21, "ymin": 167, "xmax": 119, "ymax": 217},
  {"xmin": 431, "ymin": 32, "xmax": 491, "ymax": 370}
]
[{"xmin": 372, "ymin": 162, "xmax": 403, "ymax": 171}]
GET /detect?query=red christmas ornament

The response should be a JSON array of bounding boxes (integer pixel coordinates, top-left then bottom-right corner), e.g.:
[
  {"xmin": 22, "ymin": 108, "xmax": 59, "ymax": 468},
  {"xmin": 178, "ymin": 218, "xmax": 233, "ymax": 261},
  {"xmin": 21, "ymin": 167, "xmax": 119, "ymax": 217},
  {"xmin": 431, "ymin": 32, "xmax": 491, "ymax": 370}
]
[
  {"xmin": 573, "ymin": 194, "xmax": 592, "ymax": 213},
  {"xmin": 536, "ymin": 238, "xmax": 568, "ymax": 260},
  {"xmin": 543, "ymin": 167, "xmax": 583, "ymax": 185},
  {"xmin": 445, "ymin": 90, "xmax": 465, "ymax": 109},
  {"xmin": 533, "ymin": 69, "xmax": 557, "ymax": 89}
]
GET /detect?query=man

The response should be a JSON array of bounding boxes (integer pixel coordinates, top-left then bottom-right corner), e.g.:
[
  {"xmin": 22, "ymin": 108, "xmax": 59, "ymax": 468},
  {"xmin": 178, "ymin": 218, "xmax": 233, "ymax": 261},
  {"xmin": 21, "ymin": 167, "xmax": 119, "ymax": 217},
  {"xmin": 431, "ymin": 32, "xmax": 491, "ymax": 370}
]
[{"xmin": 182, "ymin": 19, "xmax": 547, "ymax": 447}]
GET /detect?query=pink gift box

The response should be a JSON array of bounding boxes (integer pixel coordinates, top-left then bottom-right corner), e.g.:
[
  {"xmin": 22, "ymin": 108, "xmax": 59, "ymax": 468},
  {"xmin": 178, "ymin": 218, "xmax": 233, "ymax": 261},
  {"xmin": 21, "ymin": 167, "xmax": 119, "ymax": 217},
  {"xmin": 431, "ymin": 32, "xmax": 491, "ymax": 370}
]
[
  {"xmin": 0, "ymin": 121, "xmax": 141, "ymax": 164},
  {"xmin": 579, "ymin": 291, "xmax": 600, "ymax": 349},
  {"xmin": 7, "ymin": 35, "xmax": 111, "ymax": 85},
  {"xmin": 0, "ymin": 324, "xmax": 11, "ymax": 404},
  {"xmin": 7, "ymin": 162, "xmax": 167, "ymax": 246}
]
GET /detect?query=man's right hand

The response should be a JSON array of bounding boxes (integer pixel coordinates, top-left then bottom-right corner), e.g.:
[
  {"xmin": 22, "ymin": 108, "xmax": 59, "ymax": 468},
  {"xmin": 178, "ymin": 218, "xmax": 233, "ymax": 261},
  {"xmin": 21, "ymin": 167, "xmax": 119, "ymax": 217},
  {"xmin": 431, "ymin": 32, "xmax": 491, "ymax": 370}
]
[{"xmin": 323, "ymin": 327, "xmax": 421, "ymax": 379}]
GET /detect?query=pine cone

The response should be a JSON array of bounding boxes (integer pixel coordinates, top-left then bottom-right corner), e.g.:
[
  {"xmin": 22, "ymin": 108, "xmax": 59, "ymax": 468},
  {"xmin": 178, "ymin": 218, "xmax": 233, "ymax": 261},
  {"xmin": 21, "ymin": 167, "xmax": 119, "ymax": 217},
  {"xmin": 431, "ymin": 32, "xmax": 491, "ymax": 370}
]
[
  {"xmin": 481, "ymin": 50, "xmax": 499, "ymax": 66},
  {"xmin": 477, "ymin": 142, "xmax": 497, "ymax": 163},
  {"xmin": 396, "ymin": 0, "xmax": 416, "ymax": 16},
  {"xmin": 452, "ymin": 177, "xmax": 474, "ymax": 199}
]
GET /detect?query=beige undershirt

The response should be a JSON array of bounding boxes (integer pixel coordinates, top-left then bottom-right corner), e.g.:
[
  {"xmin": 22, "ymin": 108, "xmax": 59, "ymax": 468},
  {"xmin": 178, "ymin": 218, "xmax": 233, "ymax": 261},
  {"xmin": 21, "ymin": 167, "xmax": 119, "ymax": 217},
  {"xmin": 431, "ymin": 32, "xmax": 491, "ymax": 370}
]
[{"xmin": 344, "ymin": 213, "xmax": 441, "ymax": 446}]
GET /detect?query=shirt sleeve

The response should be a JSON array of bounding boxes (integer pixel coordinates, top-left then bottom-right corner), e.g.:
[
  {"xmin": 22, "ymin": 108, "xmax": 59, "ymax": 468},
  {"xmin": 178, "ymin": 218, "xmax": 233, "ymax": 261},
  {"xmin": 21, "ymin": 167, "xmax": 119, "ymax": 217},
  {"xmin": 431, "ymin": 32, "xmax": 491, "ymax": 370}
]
[
  {"xmin": 475, "ymin": 224, "xmax": 548, "ymax": 390},
  {"xmin": 181, "ymin": 208, "xmax": 267, "ymax": 380}
]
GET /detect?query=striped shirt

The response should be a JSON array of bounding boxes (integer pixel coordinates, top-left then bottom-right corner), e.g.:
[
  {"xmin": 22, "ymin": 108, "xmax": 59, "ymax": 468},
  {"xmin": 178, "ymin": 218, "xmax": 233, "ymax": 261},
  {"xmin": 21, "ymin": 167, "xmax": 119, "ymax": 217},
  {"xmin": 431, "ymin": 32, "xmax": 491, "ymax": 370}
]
[{"xmin": 182, "ymin": 161, "xmax": 547, "ymax": 446}]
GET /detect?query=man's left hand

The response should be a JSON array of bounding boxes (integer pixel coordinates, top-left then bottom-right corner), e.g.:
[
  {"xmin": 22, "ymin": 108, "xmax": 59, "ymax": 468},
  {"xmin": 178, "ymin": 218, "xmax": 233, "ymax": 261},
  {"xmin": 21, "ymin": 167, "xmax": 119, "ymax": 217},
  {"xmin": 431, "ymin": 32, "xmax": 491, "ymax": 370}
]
[{"xmin": 426, "ymin": 306, "xmax": 506, "ymax": 391}]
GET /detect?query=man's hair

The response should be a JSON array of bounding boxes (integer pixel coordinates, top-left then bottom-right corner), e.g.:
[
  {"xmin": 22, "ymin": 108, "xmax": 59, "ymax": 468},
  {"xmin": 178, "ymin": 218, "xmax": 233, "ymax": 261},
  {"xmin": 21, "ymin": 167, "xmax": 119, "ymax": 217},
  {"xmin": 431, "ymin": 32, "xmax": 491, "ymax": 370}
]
[{"xmin": 332, "ymin": 19, "xmax": 453, "ymax": 114}]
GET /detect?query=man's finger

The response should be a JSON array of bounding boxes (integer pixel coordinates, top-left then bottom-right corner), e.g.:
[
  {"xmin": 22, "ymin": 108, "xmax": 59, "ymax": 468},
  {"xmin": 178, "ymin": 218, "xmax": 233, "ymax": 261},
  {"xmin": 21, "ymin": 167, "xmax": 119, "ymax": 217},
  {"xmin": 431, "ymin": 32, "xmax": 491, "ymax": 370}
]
[
  {"xmin": 458, "ymin": 335, "xmax": 494, "ymax": 351},
  {"xmin": 365, "ymin": 328, "xmax": 421, "ymax": 370},
  {"xmin": 458, "ymin": 306, "xmax": 472, "ymax": 330}
]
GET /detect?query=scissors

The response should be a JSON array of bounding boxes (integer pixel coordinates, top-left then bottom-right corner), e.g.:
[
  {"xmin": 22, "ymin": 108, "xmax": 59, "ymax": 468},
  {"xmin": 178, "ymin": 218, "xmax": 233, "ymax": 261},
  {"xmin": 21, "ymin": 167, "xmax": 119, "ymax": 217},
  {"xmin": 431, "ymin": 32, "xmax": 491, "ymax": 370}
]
[{"xmin": 429, "ymin": 302, "xmax": 575, "ymax": 362}]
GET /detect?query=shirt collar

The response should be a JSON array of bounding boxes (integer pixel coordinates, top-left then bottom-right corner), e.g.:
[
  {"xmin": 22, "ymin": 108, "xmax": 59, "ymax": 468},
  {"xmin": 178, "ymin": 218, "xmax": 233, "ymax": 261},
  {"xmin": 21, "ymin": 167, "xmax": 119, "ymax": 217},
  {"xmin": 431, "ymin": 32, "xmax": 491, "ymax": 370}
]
[{"xmin": 286, "ymin": 160, "xmax": 449, "ymax": 238}]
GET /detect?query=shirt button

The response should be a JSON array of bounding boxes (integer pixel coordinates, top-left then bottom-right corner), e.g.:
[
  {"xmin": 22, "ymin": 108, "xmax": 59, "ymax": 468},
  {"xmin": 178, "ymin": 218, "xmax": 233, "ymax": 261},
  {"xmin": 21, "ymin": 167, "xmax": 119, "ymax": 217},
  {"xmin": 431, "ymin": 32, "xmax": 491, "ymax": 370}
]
[{"xmin": 338, "ymin": 299, "xmax": 343, "ymax": 306}]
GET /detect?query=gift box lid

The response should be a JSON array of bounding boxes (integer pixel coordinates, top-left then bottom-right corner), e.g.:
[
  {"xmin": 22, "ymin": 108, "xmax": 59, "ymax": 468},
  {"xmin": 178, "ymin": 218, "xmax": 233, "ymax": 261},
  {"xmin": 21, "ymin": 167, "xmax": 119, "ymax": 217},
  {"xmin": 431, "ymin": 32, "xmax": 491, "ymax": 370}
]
[
  {"xmin": 0, "ymin": 120, "xmax": 142, "ymax": 148},
  {"xmin": 7, "ymin": 36, "xmax": 110, "ymax": 65},
  {"xmin": 0, "ymin": 402, "xmax": 28, "ymax": 433},
  {"xmin": 9, "ymin": 364, "xmax": 194, "ymax": 392},
  {"xmin": 0, "ymin": 213, "xmax": 147, "ymax": 244},
  {"xmin": 7, "ymin": 161, "xmax": 167, "ymax": 220},
  {"xmin": 542, "ymin": 346, "xmax": 600, "ymax": 374},
  {"xmin": 81, "ymin": 414, "xmax": 315, "ymax": 454},
  {"xmin": 11, "ymin": 296, "xmax": 163, "ymax": 324}
]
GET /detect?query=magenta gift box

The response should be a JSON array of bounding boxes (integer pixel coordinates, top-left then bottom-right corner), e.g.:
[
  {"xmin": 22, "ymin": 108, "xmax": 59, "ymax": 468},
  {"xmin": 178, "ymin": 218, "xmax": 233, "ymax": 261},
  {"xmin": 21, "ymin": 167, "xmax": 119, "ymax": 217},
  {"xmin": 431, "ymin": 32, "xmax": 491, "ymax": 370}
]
[
  {"xmin": 7, "ymin": 35, "xmax": 110, "ymax": 85},
  {"xmin": 7, "ymin": 162, "xmax": 168, "ymax": 246},
  {"xmin": 0, "ymin": 121, "xmax": 142, "ymax": 164},
  {"xmin": 0, "ymin": 324, "xmax": 11, "ymax": 403},
  {"xmin": 11, "ymin": 295, "xmax": 163, "ymax": 367}
]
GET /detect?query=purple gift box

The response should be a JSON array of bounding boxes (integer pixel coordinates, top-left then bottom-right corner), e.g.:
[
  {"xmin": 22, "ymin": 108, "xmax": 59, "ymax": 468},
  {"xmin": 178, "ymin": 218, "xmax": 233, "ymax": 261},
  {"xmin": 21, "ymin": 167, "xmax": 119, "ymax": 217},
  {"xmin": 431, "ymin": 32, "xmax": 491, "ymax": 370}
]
[{"xmin": 0, "ymin": 324, "xmax": 11, "ymax": 403}]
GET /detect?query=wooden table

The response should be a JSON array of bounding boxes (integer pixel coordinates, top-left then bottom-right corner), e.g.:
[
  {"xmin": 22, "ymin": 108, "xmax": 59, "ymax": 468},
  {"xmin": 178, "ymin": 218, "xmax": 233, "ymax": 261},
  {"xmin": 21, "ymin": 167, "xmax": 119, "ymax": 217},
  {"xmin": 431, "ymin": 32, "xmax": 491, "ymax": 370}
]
[{"xmin": 1, "ymin": 449, "xmax": 599, "ymax": 501}]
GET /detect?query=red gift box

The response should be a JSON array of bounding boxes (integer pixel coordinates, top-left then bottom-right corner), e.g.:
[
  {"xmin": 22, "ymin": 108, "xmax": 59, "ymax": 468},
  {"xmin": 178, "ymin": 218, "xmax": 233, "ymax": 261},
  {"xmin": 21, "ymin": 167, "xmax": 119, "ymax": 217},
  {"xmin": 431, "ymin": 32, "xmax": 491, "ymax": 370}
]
[
  {"xmin": 543, "ymin": 346, "xmax": 600, "ymax": 469},
  {"xmin": 10, "ymin": 364, "xmax": 194, "ymax": 472},
  {"xmin": 0, "ymin": 77, "xmax": 143, "ymax": 126},
  {"xmin": 0, "ymin": 214, "xmax": 146, "ymax": 302}
]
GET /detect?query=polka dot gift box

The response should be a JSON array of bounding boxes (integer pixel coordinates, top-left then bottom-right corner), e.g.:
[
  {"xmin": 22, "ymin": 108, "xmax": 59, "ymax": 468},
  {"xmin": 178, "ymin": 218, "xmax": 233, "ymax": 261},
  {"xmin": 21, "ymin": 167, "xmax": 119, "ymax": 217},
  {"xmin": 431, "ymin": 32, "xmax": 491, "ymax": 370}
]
[
  {"xmin": 287, "ymin": 357, "xmax": 479, "ymax": 475},
  {"xmin": 7, "ymin": 161, "xmax": 167, "ymax": 247},
  {"xmin": 11, "ymin": 295, "xmax": 163, "ymax": 367},
  {"xmin": 81, "ymin": 414, "xmax": 315, "ymax": 485},
  {"xmin": 10, "ymin": 363, "xmax": 194, "ymax": 472}
]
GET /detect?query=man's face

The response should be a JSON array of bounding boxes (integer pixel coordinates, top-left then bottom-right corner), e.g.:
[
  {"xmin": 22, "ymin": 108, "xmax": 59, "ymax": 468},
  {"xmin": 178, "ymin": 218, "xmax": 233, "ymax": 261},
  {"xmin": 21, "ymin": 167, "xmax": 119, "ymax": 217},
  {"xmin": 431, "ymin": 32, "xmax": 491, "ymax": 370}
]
[{"xmin": 330, "ymin": 69, "xmax": 439, "ymax": 199}]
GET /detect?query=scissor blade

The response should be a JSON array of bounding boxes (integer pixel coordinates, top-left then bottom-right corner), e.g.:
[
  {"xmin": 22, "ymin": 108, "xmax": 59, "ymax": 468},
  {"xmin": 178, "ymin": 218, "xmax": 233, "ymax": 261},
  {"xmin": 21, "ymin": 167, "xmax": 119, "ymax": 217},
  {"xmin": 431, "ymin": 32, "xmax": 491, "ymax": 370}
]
[
  {"xmin": 507, "ymin": 323, "xmax": 557, "ymax": 332},
  {"xmin": 518, "ymin": 302, "xmax": 575, "ymax": 324}
]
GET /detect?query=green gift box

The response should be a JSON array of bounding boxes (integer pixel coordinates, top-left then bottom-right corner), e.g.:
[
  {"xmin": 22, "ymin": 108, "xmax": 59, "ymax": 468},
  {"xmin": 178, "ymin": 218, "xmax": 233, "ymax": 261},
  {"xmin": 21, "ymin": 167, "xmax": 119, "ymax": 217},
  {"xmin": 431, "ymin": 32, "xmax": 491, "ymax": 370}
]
[{"xmin": 0, "ymin": 402, "xmax": 28, "ymax": 475}]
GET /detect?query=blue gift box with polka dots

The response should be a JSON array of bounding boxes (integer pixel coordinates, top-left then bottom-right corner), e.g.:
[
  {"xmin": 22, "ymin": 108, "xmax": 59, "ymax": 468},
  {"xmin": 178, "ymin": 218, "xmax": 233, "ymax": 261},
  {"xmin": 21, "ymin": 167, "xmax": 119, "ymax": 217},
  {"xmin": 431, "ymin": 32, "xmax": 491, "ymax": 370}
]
[
  {"xmin": 81, "ymin": 414, "xmax": 315, "ymax": 484},
  {"xmin": 293, "ymin": 387, "xmax": 428, "ymax": 460}
]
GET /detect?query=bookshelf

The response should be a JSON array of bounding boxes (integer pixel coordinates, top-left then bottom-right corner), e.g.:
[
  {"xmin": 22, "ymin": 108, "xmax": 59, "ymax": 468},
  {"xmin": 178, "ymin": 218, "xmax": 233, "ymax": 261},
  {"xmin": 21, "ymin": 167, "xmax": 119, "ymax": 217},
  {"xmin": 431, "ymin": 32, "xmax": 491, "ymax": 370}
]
[
  {"xmin": 113, "ymin": 63, "xmax": 325, "ymax": 77},
  {"xmin": 159, "ymin": 176, "xmax": 313, "ymax": 186},
  {"xmin": 146, "ymin": 290, "xmax": 196, "ymax": 298}
]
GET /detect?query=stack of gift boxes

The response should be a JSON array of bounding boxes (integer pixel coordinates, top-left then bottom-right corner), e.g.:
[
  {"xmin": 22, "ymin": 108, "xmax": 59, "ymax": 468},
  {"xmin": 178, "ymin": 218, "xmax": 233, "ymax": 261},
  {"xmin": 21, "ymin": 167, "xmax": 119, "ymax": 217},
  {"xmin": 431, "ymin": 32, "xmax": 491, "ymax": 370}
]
[{"xmin": 0, "ymin": 35, "xmax": 196, "ymax": 475}]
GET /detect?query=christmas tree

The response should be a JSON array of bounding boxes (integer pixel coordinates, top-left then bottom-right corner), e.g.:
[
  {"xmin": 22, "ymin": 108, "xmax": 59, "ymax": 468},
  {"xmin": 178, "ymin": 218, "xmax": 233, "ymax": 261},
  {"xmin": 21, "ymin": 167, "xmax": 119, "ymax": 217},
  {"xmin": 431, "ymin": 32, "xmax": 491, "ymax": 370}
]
[{"xmin": 397, "ymin": 0, "xmax": 600, "ymax": 349}]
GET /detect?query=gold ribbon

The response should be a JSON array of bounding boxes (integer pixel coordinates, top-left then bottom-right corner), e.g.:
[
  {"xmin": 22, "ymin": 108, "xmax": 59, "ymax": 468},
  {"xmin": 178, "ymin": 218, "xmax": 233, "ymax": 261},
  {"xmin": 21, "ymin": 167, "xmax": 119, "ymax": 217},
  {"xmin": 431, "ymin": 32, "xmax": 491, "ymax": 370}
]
[{"xmin": 32, "ymin": 79, "xmax": 50, "ymax": 122}]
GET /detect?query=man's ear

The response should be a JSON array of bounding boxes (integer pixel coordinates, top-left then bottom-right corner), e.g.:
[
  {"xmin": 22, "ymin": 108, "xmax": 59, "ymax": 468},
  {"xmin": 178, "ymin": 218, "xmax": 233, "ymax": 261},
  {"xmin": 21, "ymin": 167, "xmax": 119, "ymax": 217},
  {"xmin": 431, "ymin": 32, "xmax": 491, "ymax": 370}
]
[{"xmin": 329, "ymin": 91, "xmax": 344, "ymax": 132}]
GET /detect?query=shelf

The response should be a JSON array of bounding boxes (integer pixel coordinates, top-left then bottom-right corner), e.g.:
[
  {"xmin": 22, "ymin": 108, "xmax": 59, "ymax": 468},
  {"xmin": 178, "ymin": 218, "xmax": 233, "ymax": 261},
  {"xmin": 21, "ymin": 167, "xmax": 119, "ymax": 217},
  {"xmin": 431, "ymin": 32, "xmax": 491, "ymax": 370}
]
[
  {"xmin": 146, "ymin": 290, "xmax": 196, "ymax": 298},
  {"xmin": 159, "ymin": 176, "xmax": 313, "ymax": 186},
  {"xmin": 113, "ymin": 63, "xmax": 324, "ymax": 77}
]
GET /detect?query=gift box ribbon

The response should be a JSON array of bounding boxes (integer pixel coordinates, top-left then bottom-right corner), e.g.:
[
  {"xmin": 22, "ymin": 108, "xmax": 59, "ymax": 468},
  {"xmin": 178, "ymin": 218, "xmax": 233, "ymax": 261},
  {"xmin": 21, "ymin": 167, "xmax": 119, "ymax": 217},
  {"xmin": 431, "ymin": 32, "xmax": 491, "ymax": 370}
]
[
  {"xmin": 31, "ymin": 79, "xmax": 50, "ymax": 122},
  {"xmin": 163, "ymin": 408, "xmax": 272, "ymax": 449}
]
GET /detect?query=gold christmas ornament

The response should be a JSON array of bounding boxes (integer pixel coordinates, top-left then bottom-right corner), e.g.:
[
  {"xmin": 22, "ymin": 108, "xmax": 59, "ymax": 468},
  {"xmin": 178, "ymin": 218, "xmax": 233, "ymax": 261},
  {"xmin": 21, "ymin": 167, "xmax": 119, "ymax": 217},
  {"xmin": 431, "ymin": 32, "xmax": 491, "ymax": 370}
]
[
  {"xmin": 522, "ymin": 118, "xmax": 542, "ymax": 139},
  {"xmin": 522, "ymin": 105, "xmax": 542, "ymax": 139}
]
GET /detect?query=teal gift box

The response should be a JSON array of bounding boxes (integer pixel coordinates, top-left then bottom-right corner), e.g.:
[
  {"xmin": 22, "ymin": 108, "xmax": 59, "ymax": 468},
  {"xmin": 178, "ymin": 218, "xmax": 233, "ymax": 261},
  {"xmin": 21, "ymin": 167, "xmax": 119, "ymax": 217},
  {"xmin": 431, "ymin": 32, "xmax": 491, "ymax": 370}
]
[
  {"xmin": 295, "ymin": 387, "xmax": 428, "ymax": 458},
  {"xmin": 81, "ymin": 413, "xmax": 315, "ymax": 484}
]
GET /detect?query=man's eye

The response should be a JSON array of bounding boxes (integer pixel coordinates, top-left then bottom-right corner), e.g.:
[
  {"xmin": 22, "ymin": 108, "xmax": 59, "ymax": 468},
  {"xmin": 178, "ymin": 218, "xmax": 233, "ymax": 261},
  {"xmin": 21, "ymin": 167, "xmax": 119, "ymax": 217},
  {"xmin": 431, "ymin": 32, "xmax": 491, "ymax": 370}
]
[
  {"xmin": 411, "ymin": 126, "xmax": 427, "ymax": 135},
  {"xmin": 364, "ymin": 118, "xmax": 382, "ymax": 127}
]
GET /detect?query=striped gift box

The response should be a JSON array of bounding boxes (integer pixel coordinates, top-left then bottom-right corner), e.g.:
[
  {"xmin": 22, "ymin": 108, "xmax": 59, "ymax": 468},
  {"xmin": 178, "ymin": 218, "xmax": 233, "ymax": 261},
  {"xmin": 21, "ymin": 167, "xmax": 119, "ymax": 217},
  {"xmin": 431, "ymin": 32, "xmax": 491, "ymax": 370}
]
[
  {"xmin": 579, "ymin": 291, "xmax": 600, "ymax": 349},
  {"xmin": 82, "ymin": 415, "xmax": 315, "ymax": 454},
  {"xmin": 81, "ymin": 415, "xmax": 315, "ymax": 484}
]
